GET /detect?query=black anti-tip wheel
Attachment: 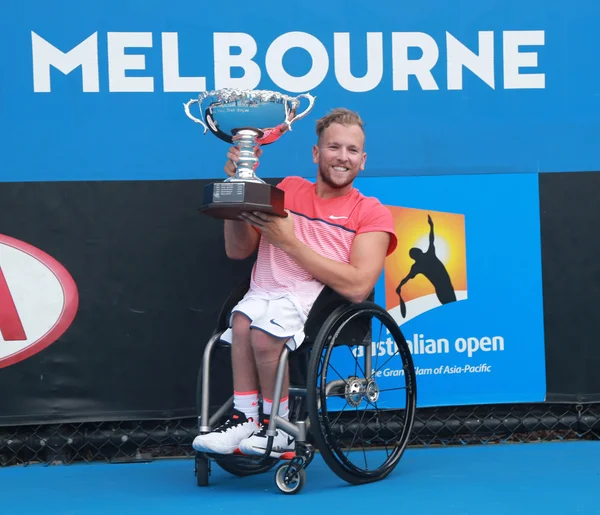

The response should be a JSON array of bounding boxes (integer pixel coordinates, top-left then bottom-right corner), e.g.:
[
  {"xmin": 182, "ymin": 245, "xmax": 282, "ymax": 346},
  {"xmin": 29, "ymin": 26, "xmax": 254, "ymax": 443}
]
[{"xmin": 195, "ymin": 453, "xmax": 210, "ymax": 486}]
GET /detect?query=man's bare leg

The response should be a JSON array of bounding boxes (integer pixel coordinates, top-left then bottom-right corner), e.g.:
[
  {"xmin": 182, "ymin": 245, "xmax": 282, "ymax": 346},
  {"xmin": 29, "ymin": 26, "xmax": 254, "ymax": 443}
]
[
  {"xmin": 251, "ymin": 329, "xmax": 289, "ymax": 419},
  {"xmin": 230, "ymin": 312, "xmax": 259, "ymax": 392},
  {"xmin": 191, "ymin": 313, "xmax": 261, "ymax": 453},
  {"xmin": 230, "ymin": 313, "xmax": 260, "ymax": 423},
  {"xmin": 236, "ymin": 329, "xmax": 295, "ymax": 458}
]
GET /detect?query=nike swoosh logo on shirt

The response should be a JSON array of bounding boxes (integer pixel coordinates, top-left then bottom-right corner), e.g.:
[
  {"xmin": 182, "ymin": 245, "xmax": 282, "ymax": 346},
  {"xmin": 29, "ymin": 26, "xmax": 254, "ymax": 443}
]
[{"xmin": 329, "ymin": 215, "xmax": 348, "ymax": 220}]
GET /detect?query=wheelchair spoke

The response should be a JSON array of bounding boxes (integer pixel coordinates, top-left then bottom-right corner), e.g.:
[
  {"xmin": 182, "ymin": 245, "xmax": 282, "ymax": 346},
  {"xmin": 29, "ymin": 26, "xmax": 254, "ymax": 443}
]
[
  {"xmin": 363, "ymin": 400, "xmax": 391, "ymax": 457},
  {"xmin": 345, "ymin": 407, "xmax": 370, "ymax": 459},
  {"xmin": 326, "ymin": 361, "xmax": 350, "ymax": 385},
  {"xmin": 360, "ymin": 433, "xmax": 369, "ymax": 471},
  {"xmin": 371, "ymin": 349, "xmax": 400, "ymax": 375},
  {"xmin": 377, "ymin": 387, "xmax": 407, "ymax": 393},
  {"xmin": 329, "ymin": 401, "xmax": 350, "ymax": 427},
  {"xmin": 348, "ymin": 345, "xmax": 366, "ymax": 378}
]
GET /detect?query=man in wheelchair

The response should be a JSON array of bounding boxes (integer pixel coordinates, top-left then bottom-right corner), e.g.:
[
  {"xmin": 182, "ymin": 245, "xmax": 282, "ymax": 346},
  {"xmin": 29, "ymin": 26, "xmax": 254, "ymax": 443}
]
[{"xmin": 192, "ymin": 108, "xmax": 398, "ymax": 459}]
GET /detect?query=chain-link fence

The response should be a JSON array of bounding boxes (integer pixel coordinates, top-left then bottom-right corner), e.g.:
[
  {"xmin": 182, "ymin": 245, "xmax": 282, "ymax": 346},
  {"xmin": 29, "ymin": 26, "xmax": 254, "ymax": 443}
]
[{"xmin": 2, "ymin": 402, "xmax": 599, "ymax": 467}]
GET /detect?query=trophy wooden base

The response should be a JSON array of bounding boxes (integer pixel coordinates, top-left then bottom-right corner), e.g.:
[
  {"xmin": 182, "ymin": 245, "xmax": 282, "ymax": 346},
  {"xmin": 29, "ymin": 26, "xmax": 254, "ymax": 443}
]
[{"xmin": 199, "ymin": 181, "xmax": 287, "ymax": 220}]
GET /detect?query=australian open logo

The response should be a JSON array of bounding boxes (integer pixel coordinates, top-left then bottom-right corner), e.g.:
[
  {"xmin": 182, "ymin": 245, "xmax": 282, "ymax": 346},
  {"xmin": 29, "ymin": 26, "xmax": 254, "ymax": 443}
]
[{"xmin": 383, "ymin": 206, "xmax": 467, "ymax": 325}]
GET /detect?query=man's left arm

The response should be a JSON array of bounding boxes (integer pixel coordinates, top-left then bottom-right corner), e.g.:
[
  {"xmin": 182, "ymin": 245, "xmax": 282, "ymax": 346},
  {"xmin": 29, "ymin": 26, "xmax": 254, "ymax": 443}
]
[
  {"xmin": 281, "ymin": 230, "xmax": 391, "ymax": 304},
  {"xmin": 239, "ymin": 206, "xmax": 395, "ymax": 304}
]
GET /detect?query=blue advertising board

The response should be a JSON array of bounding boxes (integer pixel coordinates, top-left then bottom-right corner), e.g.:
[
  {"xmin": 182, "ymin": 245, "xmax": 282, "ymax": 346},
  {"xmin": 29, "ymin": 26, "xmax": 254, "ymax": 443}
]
[
  {"xmin": 1, "ymin": 0, "xmax": 600, "ymax": 182},
  {"xmin": 333, "ymin": 173, "xmax": 546, "ymax": 407}
]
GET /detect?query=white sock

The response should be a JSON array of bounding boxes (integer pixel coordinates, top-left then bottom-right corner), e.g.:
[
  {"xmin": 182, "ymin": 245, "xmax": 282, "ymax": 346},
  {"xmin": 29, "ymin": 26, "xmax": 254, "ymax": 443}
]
[
  {"xmin": 263, "ymin": 396, "xmax": 289, "ymax": 420},
  {"xmin": 233, "ymin": 390, "xmax": 259, "ymax": 424}
]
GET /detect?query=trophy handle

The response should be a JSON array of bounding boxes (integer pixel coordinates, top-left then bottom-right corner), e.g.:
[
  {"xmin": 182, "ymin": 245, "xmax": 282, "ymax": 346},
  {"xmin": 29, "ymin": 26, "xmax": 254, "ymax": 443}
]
[
  {"xmin": 183, "ymin": 99, "xmax": 208, "ymax": 134},
  {"xmin": 286, "ymin": 93, "xmax": 316, "ymax": 130}
]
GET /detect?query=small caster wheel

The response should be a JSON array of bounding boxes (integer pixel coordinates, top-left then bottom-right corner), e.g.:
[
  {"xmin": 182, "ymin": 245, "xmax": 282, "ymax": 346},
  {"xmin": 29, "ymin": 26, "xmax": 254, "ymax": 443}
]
[
  {"xmin": 274, "ymin": 463, "xmax": 306, "ymax": 495},
  {"xmin": 195, "ymin": 454, "xmax": 210, "ymax": 487}
]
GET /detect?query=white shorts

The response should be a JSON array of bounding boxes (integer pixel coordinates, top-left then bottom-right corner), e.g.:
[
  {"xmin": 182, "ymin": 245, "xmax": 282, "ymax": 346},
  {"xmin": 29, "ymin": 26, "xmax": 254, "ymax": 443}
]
[{"xmin": 219, "ymin": 292, "xmax": 308, "ymax": 351}]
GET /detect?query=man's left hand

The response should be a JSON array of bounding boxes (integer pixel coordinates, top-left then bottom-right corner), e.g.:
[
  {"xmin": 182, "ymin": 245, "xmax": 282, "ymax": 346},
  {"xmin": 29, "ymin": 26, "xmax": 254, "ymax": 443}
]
[{"xmin": 239, "ymin": 210, "xmax": 296, "ymax": 251}]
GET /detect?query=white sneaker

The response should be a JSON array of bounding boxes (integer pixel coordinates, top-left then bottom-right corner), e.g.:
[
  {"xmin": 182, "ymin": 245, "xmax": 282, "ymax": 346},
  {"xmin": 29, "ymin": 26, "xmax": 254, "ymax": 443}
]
[
  {"xmin": 239, "ymin": 417, "xmax": 295, "ymax": 458},
  {"xmin": 192, "ymin": 410, "xmax": 258, "ymax": 454}
]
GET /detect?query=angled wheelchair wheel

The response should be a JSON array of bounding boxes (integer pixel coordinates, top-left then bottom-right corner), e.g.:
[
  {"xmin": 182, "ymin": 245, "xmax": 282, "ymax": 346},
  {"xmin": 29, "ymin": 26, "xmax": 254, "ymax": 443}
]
[
  {"xmin": 274, "ymin": 463, "xmax": 306, "ymax": 495},
  {"xmin": 306, "ymin": 301, "xmax": 417, "ymax": 485}
]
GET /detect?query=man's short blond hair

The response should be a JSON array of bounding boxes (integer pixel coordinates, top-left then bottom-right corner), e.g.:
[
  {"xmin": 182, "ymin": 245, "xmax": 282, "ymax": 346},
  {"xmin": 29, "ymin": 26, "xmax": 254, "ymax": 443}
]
[{"xmin": 315, "ymin": 108, "xmax": 365, "ymax": 143}]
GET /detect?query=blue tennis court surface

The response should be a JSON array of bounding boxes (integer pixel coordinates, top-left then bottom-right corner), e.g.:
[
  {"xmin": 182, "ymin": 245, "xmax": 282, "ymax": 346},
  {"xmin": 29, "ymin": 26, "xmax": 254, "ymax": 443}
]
[{"xmin": 2, "ymin": 441, "xmax": 599, "ymax": 514}]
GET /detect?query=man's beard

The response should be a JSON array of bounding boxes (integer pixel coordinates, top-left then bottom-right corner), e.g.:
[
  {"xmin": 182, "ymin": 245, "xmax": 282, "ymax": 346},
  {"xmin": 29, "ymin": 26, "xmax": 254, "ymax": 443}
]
[{"xmin": 318, "ymin": 164, "xmax": 356, "ymax": 190}]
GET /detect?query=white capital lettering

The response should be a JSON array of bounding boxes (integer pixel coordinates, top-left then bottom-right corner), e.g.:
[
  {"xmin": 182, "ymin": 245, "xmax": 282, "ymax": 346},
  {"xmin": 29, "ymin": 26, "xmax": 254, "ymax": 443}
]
[
  {"xmin": 213, "ymin": 33, "xmax": 261, "ymax": 90},
  {"xmin": 447, "ymin": 31, "xmax": 495, "ymax": 90},
  {"xmin": 334, "ymin": 33, "xmax": 383, "ymax": 92},
  {"xmin": 265, "ymin": 32, "xmax": 329, "ymax": 92},
  {"xmin": 32, "ymin": 32, "xmax": 99, "ymax": 93},
  {"xmin": 392, "ymin": 32, "xmax": 439, "ymax": 91},
  {"xmin": 161, "ymin": 33, "xmax": 206, "ymax": 92},
  {"xmin": 503, "ymin": 30, "xmax": 545, "ymax": 89},
  {"xmin": 107, "ymin": 32, "xmax": 154, "ymax": 93}
]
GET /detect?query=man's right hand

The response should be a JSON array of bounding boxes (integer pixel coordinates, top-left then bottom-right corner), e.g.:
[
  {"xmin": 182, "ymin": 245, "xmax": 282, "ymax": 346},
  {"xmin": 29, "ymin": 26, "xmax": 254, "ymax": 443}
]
[{"xmin": 225, "ymin": 146, "xmax": 263, "ymax": 178}]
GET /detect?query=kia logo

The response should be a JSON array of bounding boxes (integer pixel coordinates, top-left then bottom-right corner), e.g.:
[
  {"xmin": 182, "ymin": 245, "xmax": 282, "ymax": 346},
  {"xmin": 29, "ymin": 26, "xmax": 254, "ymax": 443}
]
[{"xmin": 0, "ymin": 234, "xmax": 78, "ymax": 368}]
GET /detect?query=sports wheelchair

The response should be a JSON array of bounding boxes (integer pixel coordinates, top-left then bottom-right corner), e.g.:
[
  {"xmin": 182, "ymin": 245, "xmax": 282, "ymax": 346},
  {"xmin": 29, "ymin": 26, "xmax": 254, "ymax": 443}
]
[{"xmin": 194, "ymin": 278, "xmax": 417, "ymax": 494}]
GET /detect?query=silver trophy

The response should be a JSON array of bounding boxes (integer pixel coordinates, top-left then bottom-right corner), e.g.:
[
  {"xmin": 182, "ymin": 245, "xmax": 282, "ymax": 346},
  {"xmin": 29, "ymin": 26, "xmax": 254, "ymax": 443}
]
[{"xmin": 184, "ymin": 88, "xmax": 315, "ymax": 220}]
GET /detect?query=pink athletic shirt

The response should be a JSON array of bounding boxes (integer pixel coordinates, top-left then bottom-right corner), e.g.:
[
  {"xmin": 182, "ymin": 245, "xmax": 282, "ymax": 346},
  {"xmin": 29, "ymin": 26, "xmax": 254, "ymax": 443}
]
[{"xmin": 249, "ymin": 176, "xmax": 398, "ymax": 315}]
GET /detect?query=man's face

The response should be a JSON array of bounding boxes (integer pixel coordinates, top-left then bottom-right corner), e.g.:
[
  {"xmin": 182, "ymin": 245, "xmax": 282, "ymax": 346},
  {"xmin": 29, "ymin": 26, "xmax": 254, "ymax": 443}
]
[{"xmin": 313, "ymin": 122, "xmax": 367, "ymax": 190}]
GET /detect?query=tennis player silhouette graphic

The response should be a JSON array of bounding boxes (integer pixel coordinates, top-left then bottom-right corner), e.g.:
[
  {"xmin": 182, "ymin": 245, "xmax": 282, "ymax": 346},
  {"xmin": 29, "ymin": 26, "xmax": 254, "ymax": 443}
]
[{"xmin": 395, "ymin": 214, "xmax": 456, "ymax": 318}]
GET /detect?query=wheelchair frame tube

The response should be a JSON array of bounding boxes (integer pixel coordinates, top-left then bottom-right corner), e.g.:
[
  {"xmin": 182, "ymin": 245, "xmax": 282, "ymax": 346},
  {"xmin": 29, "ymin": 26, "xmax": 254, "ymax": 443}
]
[
  {"xmin": 199, "ymin": 333, "xmax": 222, "ymax": 434},
  {"xmin": 267, "ymin": 343, "xmax": 290, "ymax": 438},
  {"xmin": 263, "ymin": 343, "xmax": 308, "ymax": 446},
  {"xmin": 365, "ymin": 341, "xmax": 372, "ymax": 379},
  {"xmin": 325, "ymin": 379, "xmax": 346, "ymax": 396},
  {"xmin": 208, "ymin": 396, "xmax": 233, "ymax": 428},
  {"xmin": 274, "ymin": 417, "xmax": 306, "ymax": 442}
]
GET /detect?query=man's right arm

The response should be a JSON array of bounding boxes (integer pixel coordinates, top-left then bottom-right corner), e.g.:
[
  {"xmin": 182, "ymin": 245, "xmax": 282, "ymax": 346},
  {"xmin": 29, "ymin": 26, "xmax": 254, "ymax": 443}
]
[{"xmin": 224, "ymin": 220, "xmax": 260, "ymax": 259}]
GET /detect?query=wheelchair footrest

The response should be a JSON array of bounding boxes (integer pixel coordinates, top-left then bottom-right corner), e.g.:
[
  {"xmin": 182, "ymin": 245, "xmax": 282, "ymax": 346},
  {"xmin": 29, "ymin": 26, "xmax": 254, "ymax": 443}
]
[
  {"xmin": 200, "ymin": 449, "xmax": 300, "ymax": 463},
  {"xmin": 231, "ymin": 448, "xmax": 296, "ymax": 461}
]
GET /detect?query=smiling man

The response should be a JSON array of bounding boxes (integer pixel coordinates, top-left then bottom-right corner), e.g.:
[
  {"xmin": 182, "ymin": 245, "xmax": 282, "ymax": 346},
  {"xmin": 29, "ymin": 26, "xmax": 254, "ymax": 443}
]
[{"xmin": 193, "ymin": 108, "xmax": 398, "ymax": 458}]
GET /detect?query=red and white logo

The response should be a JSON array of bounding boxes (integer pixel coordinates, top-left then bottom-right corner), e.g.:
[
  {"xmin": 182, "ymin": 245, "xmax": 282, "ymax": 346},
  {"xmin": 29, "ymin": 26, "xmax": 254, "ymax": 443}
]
[{"xmin": 0, "ymin": 234, "xmax": 78, "ymax": 368}]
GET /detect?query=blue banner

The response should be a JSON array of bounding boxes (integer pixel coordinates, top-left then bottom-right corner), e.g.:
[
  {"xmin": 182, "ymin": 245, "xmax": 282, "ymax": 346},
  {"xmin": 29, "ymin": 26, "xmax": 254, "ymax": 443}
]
[
  {"xmin": 331, "ymin": 173, "xmax": 546, "ymax": 407},
  {"xmin": 1, "ymin": 0, "xmax": 600, "ymax": 182}
]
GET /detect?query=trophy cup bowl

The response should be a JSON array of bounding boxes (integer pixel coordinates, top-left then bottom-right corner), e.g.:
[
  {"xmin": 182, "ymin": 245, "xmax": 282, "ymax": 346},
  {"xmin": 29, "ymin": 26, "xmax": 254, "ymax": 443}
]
[{"xmin": 184, "ymin": 89, "xmax": 316, "ymax": 220}]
